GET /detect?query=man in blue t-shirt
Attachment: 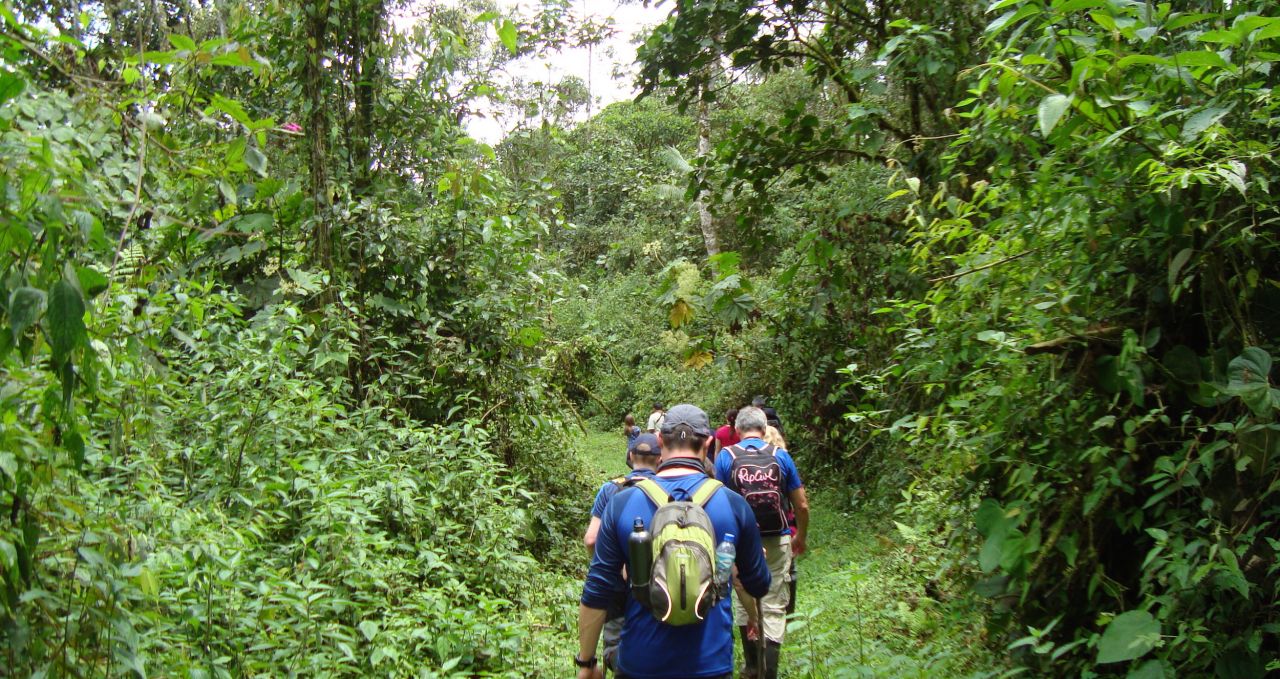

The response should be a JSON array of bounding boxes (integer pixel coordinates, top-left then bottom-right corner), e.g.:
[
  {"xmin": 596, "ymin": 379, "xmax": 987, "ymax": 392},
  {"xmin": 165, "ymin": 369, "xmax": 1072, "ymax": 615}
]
[
  {"xmin": 715, "ymin": 406, "xmax": 809, "ymax": 679},
  {"xmin": 577, "ymin": 405, "xmax": 771, "ymax": 679},
  {"xmin": 583, "ymin": 433, "xmax": 662, "ymax": 672}
]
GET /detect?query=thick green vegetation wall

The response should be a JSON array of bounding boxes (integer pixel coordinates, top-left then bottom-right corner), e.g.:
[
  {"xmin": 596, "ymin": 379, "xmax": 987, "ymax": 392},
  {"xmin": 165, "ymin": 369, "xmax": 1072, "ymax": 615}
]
[
  {"xmin": 0, "ymin": 3, "xmax": 590, "ymax": 676},
  {"xmin": 2, "ymin": 0, "xmax": 1278, "ymax": 676}
]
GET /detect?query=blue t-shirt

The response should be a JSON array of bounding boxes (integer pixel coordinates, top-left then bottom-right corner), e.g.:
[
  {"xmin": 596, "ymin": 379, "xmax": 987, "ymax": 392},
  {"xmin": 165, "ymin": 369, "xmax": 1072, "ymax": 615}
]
[
  {"xmin": 714, "ymin": 438, "xmax": 803, "ymax": 536},
  {"xmin": 581, "ymin": 472, "xmax": 772, "ymax": 679},
  {"xmin": 590, "ymin": 469, "xmax": 656, "ymax": 519}
]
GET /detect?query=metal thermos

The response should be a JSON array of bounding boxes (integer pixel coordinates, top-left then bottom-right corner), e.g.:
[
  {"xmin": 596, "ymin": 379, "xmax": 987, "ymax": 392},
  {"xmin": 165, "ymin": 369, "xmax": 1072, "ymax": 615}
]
[{"xmin": 628, "ymin": 517, "xmax": 653, "ymax": 604}]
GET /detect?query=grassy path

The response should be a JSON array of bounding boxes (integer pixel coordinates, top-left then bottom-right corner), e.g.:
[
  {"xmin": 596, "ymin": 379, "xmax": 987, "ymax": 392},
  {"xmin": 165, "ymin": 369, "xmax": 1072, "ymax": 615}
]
[{"xmin": 524, "ymin": 430, "xmax": 1004, "ymax": 678}]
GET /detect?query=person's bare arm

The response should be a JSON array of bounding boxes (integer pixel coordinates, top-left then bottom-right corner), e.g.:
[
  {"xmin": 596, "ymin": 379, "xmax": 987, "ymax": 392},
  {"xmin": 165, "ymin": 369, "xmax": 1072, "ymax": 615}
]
[
  {"xmin": 577, "ymin": 603, "xmax": 608, "ymax": 675},
  {"xmin": 790, "ymin": 486, "xmax": 810, "ymax": 555},
  {"xmin": 583, "ymin": 517, "xmax": 602, "ymax": 552}
]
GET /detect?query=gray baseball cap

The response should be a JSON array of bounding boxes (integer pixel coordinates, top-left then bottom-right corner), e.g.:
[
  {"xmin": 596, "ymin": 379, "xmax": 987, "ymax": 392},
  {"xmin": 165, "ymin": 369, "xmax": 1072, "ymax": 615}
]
[{"xmin": 660, "ymin": 404, "xmax": 713, "ymax": 437}]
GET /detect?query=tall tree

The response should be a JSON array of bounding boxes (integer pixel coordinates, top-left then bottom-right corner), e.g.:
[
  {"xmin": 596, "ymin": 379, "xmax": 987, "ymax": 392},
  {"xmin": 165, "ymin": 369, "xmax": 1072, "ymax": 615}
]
[{"xmin": 303, "ymin": 0, "xmax": 333, "ymax": 281}]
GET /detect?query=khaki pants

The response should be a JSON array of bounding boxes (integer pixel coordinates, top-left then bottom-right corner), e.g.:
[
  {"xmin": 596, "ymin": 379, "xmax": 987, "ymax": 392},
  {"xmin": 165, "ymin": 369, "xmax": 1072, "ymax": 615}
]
[{"xmin": 732, "ymin": 534, "xmax": 792, "ymax": 643}]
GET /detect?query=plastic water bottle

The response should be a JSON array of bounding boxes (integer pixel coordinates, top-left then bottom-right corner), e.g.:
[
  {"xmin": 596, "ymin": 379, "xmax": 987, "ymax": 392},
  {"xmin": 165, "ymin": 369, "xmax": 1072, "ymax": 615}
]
[
  {"xmin": 628, "ymin": 518, "xmax": 653, "ymax": 604},
  {"xmin": 714, "ymin": 533, "xmax": 736, "ymax": 598}
]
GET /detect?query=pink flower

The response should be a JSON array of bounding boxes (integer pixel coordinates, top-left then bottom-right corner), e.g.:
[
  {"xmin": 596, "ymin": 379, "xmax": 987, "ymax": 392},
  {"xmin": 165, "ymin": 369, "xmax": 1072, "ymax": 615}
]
[{"xmin": 281, "ymin": 122, "xmax": 302, "ymax": 133}]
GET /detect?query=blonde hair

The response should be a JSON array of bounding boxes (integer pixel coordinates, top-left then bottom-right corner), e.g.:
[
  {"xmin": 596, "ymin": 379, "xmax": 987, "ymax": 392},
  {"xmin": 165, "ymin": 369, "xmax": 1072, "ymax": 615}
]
[{"xmin": 764, "ymin": 425, "xmax": 787, "ymax": 449}]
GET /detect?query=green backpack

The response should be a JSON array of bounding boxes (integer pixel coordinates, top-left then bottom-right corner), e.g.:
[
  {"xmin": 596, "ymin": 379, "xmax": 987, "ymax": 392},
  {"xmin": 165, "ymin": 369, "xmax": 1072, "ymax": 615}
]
[{"xmin": 633, "ymin": 477, "xmax": 724, "ymax": 626}]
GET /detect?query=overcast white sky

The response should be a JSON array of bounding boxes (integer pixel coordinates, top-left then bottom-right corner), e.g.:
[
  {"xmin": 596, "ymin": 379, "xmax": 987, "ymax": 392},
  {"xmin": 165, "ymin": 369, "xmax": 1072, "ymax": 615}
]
[{"xmin": 466, "ymin": 1, "xmax": 670, "ymax": 142}]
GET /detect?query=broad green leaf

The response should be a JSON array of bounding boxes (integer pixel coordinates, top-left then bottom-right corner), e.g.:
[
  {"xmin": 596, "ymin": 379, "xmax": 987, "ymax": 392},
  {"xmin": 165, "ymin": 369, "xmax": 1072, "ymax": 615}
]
[
  {"xmin": 1038, "ymin": 94, "xmax": 1071, "ymax": 136},
  {"xmin": 47, "ymin": 281, "xmax": 86, "ymax": 364},
  {"xmin": 986, "ymin": 5, "xmax": 1037, "ymax": 37},
  {"xmin": 64, "ymin": 429, "xmax": 84, "ymax": 468},
  {"xmin": 75, "ymin": 267, "xmax": 109, "ymax": 298},
  {"xmin": 1226, "ymin": 347, "xmax": 1275, "ymax": 417},
  {"xmin": 0, "ymin": 70, "xmax": 26, "ymax": 104},
  {"xmin": 1217, "ymin": 161, "xmax": 1247, "ymax": 195},
  {"xmin": 138, "ymin": 568, "xmax": 160, "ymax": 598},
  {"xmin": 167, "ymin": 34, "xmax": 198, "ymax": 52},
  {"xmin": 9, "ymin": 287, "xmax": 46, "ymax": 342},
  {"xmin": 1167, "ymin": 247, "xmax": 1193, "ymax": 290},
  {"xmin": 1127, "ymin": 659, "xmax": 1168, "ymax": 679},
  {"xmin": 1115, "ymin": 54, "xmax": 1170, "ymax": 70},
  {"xmin": 121, "ymin": 67, "xmax": 141, "ymax": 84},
  {"xmin": 209, "ymin": 94, "xmax": 251, "ymax": 125},
  {"xmin": 1096, "ymin": 610, "xmax": 1160, "ymax": 663},
  {"xmin": 1196, "ymin": 30, "xmax": 1240, "ymax": 46},
  {"xmin": 975, "ymin": 498, "xmax": 1012, "ymax": 537},
  {"xmin": 1180, "ymin": 106, "xmax": 1229, "ymax": 140},
  {"xmin": 358, "ymin": 620, "xmax": 380, "ymax": 641},
  {"xmin": 1257, "ymin": 23, "xmax": 1280, "ymax": 41},
  {"xmin": 245, "ymin": 146, "xmax": 267, "ymax": 175},
  {"xmin": 497, "ymin": 19, "xmax": 518, "ymax": 54},
  {"xmin": 1172, "ymin": 50, "xmax": 1230, "ymax": 68},
  {"xmin": 1053, "ymin": 0, "xmax": 1109, "ymax": 15}
]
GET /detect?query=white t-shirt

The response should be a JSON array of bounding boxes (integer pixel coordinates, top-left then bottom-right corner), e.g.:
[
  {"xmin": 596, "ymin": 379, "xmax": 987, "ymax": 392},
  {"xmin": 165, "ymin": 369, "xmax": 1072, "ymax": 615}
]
[{"xmin": 646, "ymin": 411, "xmax": 665, "ymax": 432}]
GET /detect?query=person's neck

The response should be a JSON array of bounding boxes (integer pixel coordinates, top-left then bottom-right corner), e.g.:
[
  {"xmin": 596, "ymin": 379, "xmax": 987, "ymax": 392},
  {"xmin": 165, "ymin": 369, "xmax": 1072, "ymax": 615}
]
[{"xmin": 656, "ymin": 454, "xmax": 705, "ymax": 476}]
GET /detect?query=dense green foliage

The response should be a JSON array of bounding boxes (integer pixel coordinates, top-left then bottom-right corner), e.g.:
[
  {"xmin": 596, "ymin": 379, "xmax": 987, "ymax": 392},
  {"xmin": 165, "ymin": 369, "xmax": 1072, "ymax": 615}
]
[
  {"xmin": 622, "ymin": 0, "xmax": 1280, "ymax": 676},
  {"xmin": 2, "ymin": 0, "xmax": 1277, "ymax": 676},
  {"xmin": 0, "ymin": 1, "xmax": 593, "ymax": 675}
]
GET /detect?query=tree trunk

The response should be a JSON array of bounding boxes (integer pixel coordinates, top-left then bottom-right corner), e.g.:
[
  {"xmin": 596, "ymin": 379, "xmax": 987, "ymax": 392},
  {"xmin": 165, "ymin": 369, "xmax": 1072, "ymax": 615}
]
[
  {"xmin": 695, "ymin": 96, "xmax": 719, "ymax": 261},
  {"xmin": 304, "ymin": 0, "xmax": 333, "ymax": 286},
  {"xmin": 351, "ymin": 0, "xmax": 385, "ymax": 196}
]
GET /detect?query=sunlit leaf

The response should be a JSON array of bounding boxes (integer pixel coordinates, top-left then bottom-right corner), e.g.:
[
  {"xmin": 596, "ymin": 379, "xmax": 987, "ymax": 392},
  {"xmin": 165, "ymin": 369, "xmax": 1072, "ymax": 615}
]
[{"xmin": 1038, "ymin": 94, "xmax": 1071, "ymax": 136}]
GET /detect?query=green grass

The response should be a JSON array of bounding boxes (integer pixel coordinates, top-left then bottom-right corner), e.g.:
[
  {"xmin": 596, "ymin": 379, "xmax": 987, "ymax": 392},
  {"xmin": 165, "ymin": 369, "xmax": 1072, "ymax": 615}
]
[
  {"xmin": 579, "ymin": 428, "xmax": 632, "ymax": 479},
  {"xmin": 781, "ymin": 489, "xmax": 1006, "ymax": 678}
]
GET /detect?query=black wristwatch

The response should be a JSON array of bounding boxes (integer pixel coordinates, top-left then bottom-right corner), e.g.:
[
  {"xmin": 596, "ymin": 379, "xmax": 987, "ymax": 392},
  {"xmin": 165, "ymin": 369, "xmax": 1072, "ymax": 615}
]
[{"xmin": 573, "ymin": 654, "xmax": 597, "ymax": 669}]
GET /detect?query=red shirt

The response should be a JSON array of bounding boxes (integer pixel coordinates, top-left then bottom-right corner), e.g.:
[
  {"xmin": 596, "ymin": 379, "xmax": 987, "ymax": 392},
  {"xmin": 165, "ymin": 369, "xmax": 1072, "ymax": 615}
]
[{"xmin": 714, "ymin": 425, "xmax": 740, "ymax": 450}]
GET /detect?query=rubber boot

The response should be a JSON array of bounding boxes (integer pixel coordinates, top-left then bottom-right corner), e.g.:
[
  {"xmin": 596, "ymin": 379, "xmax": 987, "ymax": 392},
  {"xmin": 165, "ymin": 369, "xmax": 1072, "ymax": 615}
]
[
  {"xmin": 762, "ymin": 640, "xmax": 782, "ymax": 679},
  {"xmin": 739, "ymin": 627, "xmax": 759, "ymax": 679}
]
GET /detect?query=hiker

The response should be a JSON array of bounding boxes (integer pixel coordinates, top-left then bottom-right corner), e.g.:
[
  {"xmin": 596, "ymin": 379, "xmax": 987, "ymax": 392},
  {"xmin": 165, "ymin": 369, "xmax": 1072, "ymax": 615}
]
[
  {"xmin": 583, "ymin": 433, "xmax": 662, "ymax": 672},
  {"xmin": 716, "ymin": 406, "xmax": 810, "ymax": 679},
  {"xmin": 715, "ymin": 408, "xmax": 740, "ymax": 450},
  {"xmin": 644, "ymin": 402, "xmax": 665, "ymax": 433},
  {"xmin": 751, "ymin": 396, "xmax": 783, "ymax": 435},
  {"xmin": 623, "ymin": 413, "xmax": 642, "ymax": 445},
  {"xmin": 623, "ymin": 414, "xmax": 642, "ymax": 468},
  {"xmin": 577, "ymin": 404, "xmax": 772, "ymax": 679},
  {"xmin": 763, "ymin": 425, "xmax": 799, "ymax": 617}
]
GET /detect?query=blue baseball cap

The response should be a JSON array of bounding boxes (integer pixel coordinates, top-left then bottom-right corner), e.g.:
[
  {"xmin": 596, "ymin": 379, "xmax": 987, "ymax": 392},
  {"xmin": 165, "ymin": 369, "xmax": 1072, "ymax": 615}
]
[{"xmin": 628, "ymin": 432, "xmax": 661, "ymax": 456}]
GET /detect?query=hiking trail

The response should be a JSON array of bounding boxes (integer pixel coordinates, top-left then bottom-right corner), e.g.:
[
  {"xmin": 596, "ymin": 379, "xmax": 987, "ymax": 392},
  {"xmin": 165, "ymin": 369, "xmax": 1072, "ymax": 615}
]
[{"xmin": 530, "ymin": 429, "xmax": 1006, "ymax": 679}]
